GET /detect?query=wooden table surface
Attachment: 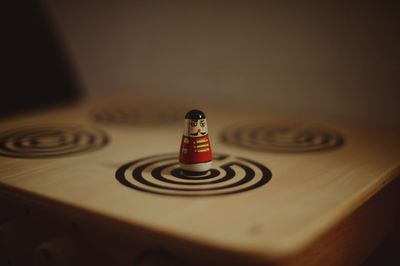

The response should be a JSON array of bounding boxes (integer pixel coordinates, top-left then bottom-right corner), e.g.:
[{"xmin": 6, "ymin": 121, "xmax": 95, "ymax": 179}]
[{"xmin": 0, "ymin": 99, "xmax": 399, "ymax": 265}]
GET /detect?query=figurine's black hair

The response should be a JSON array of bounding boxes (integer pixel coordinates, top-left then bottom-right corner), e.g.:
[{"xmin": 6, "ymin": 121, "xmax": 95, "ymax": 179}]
[{"xmin": 185, "ymin": 109, "xmax": 206, "ymax": 119}]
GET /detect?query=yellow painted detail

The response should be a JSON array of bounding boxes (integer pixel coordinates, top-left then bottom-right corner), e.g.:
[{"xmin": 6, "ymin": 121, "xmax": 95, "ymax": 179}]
[
  {"xmin": 196, "ymin": 138, "xmax": 208, "ymax": 144},
  {"xmin": 197, "ymin": 148, "xmax": 210, "ymax": 153},
  {"xmin": 195, "ymin": 144, "xmax": 209, "ymax": 149}
]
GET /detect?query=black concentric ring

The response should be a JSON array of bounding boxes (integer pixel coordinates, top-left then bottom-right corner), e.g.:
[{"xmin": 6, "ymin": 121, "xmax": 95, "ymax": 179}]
[
  {"xmin": 0, "ymin": 124, "xmax": 109, "ymax": 158},
  {"xmin": 221, "ymin": 122, "xmax": 344, "ymax": 153},
  {"xmin": 115, "ymin": 153, "xmax": 272, "ymax": 197}
]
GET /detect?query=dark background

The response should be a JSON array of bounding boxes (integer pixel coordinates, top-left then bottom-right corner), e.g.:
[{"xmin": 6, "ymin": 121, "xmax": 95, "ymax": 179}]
[
  {"xmin": 2, "ymin": 1, "xmax": 80, "ymax": 117},
  {"xmin": 3, "ymin": 0, "xmax": 399, "ymax": 127},
  {"xmin": 47, "ymin": 0, "xmax": 400, "ymax": 127}
]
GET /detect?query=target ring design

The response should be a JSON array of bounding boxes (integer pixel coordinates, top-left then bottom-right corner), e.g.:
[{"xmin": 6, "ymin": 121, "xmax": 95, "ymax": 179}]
[
  {"xmin": 115, "ymin": 154, "xmax": 272, "ymax": 197},
  {"xmin": 221, "ymin": 122, "xmax": 344, "ymax": 153},
  {"xmin": 0, "ymin": 124, "xmax": 109, "ymax": 158}
]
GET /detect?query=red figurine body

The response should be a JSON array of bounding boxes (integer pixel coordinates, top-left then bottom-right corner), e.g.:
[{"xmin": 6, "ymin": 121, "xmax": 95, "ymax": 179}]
[{"xmin": 179, "ymin": 110, "xmax": 212, "ymax": 174}]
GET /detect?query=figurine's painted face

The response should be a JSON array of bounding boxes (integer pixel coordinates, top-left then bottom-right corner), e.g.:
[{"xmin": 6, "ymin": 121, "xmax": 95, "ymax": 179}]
[{"xmin": 184, "ymin": 119, "xmax": 208, "ymax": 137}]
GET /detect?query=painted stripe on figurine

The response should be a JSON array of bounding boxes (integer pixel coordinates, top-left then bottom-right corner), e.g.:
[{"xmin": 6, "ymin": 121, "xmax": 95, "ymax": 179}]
[{"xmin": 195, "ymin": 144, "xmax": 209, "ymax": 148}]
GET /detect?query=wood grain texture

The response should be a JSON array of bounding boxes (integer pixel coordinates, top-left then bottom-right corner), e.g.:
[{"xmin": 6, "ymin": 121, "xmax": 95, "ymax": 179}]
[{"xmin": 0, "ymin": 98, "xmax": 399, "ymax": 264}]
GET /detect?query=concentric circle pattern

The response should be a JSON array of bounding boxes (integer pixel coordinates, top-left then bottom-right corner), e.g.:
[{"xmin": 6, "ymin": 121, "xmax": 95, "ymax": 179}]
[
  {"xmin": 93, "ymin": 105, "xmax": 186, "ymax": 126},
  {"xmin": 116, "ymin": 153, "xmax": 272, "ymax": 197},
  {"xmin": 221, "ymin": 122, "xmax": 344, "ymax": 153},
  {"xmin": 0, "ymin": 125, "xmax": 109, "ymax": 158}
]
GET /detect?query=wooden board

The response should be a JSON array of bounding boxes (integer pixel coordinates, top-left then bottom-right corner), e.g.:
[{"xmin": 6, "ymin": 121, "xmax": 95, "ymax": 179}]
[{"xmin": 0, "ymin": 97, "xmax": 399, "ymax": 265}]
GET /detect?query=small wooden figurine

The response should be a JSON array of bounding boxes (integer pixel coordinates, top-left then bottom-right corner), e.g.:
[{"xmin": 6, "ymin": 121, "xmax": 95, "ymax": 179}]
[{"xmin": 179, "ymin": 110, "xmax": 212, "ymax": 175}]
